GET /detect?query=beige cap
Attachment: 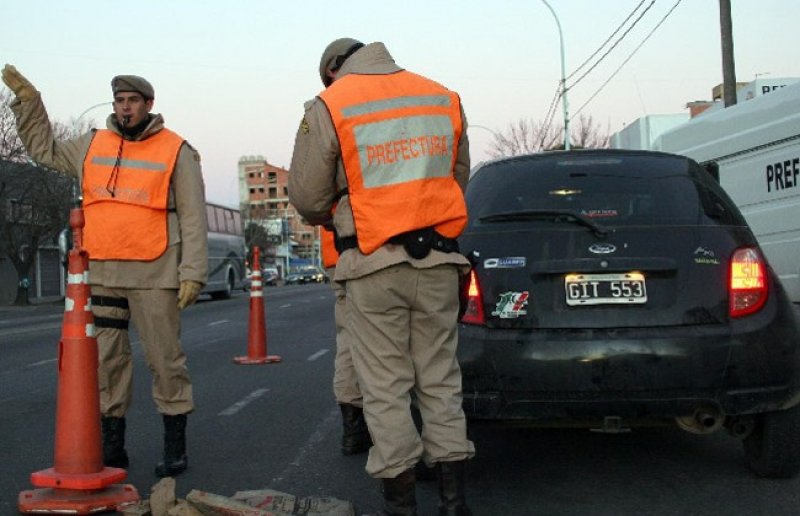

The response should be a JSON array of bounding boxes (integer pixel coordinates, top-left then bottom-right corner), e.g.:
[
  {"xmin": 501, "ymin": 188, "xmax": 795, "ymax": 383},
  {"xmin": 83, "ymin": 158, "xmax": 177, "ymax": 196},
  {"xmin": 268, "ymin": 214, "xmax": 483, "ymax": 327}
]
[
  {"xmin": 111, "ymin": 75, "xmax": 154, "ymax": 99},
  {"xmin": 319, "ymin": 38, "xmax": 363, "ymax": 86}
]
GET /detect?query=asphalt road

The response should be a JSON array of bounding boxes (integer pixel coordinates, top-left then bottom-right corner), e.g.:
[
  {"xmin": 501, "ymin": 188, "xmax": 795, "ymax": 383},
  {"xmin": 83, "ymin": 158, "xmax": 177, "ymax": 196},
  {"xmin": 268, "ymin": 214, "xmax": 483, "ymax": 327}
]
[{"xmin": 2, "ymin": 286, "xmax": 800, "ymax": 515}]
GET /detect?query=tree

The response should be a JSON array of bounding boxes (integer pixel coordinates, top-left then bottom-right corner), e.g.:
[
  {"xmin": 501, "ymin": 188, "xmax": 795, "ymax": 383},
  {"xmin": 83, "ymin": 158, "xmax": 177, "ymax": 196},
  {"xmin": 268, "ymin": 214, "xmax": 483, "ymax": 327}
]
[
  {"xmin": 0, "ymin": 160, "xmax": 73, "ymax": 304},
  {"xmin": 0, "ymin": 88, "xmax": 85, "ymax": 304},
  {"xmin": 0, "ymin": 90, "xmax": 25, "ymax": 162},
  {"xmin": 240, "ymin": 204, "xmax": 280, "ymax": 262},
  {"xmin": 488, "ymin": 114, "xmax": 610, "ymax": 158},
  {"xmin": 244, "ymin": 221, "xmax": 271, "ymax": 260}
]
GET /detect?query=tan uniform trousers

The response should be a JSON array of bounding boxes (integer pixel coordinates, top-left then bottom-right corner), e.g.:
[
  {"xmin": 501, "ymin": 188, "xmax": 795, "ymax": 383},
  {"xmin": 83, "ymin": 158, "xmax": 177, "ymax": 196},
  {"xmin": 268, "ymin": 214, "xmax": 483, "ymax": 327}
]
[
  {"xmin": 92, "ymin": 285, "xmax": 193, "ymax": 417},
  {"xmin": 330, "ymin": 278, "xmax": 363, "ymax": 407},
  {"xmin": 347, "ymin": 263, "xmax": 475, "ymax": 478}
]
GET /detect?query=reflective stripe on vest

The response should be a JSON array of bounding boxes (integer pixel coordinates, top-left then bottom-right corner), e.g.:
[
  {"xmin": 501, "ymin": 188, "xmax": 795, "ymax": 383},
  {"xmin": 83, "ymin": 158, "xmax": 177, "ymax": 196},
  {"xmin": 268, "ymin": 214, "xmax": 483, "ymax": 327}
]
[
  {"xmin": 319, "ymin": 71, "xmax": 467, "ymax": 255},
  {"xmin": 82, "ymin": 128, "xmax": 184, "ymax": 261}
]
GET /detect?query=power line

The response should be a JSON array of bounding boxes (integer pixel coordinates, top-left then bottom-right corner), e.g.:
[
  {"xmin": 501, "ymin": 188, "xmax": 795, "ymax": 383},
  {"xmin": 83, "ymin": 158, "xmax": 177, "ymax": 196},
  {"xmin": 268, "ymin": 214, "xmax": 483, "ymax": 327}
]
[
  {"xmin": 566, "ymin": 0, "xmax": 649, "ymax": 81},
  {"xmin": 568, "ymin": 0, "xmax": 656, "ymax": 89},
  {"xmin": 573, "ymin": 0, "xmax": 683, "ymax": 117},
  {"xmin": 539, "ymin": 81, "xmax": 564, "ymax": 149}
]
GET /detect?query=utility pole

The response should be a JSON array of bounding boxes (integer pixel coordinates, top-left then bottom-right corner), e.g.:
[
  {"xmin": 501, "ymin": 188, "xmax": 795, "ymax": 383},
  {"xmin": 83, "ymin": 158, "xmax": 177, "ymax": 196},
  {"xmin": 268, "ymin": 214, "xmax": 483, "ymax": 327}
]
[{"xmin": 719, "ymin": 0, "xmax": 737, "ymax": 107}]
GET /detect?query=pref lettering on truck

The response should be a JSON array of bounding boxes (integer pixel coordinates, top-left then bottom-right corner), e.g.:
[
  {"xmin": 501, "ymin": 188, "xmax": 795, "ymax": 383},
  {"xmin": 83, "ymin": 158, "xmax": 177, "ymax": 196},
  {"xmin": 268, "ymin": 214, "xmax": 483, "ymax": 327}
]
[{"xmin": 766, "ymin": 156, "xmax": 800, "ymax": 192}]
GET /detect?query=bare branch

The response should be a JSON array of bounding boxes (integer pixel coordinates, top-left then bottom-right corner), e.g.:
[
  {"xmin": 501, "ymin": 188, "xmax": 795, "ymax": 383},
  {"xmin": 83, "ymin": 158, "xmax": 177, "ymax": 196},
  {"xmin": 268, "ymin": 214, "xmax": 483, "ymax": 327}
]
[
  {"xmin": 487, "ymin": 113, "xmax": 611, "ymax": 157},
  {"xmin": 0, "ymin": 89, "xmax": 26, "ymax": 162}
]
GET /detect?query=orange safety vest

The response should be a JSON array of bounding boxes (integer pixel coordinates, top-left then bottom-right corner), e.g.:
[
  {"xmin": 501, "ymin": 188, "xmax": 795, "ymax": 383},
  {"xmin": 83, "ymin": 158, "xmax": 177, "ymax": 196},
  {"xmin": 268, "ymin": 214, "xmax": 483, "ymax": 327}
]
[
  {"xmin": 320, "ymin": 227, "xmax": 339, "ymax": 268},
  {"xmin": 82, "ymin": 128, "xmax": 184, "ymax": 261},
  {"xmin": 319, "ymin": 71, "xmax": 467, "ymax": 255}
]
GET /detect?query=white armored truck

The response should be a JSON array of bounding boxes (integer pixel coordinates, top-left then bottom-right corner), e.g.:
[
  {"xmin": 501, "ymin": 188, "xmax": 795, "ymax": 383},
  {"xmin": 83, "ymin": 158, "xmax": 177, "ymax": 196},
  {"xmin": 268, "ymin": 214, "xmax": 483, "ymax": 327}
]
[{"xmin": 653, "ymin": 82, "xmax": 800, "ymax": 301}]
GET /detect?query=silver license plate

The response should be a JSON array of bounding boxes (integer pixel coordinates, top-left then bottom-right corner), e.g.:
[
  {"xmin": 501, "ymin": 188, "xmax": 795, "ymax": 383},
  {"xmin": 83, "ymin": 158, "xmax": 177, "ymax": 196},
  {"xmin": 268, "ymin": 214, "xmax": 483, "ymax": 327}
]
[{"xmin": 565, "ymin": 272, "xmax": 647, "ymax": 306}]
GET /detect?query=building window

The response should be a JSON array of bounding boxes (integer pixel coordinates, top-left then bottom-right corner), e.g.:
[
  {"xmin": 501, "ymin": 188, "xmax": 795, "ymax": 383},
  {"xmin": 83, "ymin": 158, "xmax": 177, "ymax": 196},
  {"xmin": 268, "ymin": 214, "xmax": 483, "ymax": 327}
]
[{"xmin": 269, "ymin": 187, "xmax": 277, "ymax": 199}]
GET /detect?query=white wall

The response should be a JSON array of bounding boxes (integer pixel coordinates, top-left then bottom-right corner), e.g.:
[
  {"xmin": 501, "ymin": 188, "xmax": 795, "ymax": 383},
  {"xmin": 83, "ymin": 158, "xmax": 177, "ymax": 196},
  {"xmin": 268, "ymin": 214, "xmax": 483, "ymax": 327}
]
[{"xmin": 610, "ymin": 114, "xmax": 689, "ymax": 151}]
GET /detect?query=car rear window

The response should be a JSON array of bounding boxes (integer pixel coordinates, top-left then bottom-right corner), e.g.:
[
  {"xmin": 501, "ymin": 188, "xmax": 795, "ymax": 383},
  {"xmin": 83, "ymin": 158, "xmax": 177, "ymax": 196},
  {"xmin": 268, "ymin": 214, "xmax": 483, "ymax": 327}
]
[{"xmin": 466, "ymin": 153, "xmax": 743, "ymax": 229}]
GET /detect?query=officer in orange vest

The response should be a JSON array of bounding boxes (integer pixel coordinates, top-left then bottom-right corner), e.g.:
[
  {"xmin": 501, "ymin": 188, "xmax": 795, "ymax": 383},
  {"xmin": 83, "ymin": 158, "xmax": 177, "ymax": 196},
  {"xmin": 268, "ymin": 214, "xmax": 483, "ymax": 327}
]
[
  {"xmin": 2, "ymin": 65, "xmax": 208, "ymax": 478},
  {"xmin": 289, "ymin": 39, "xmax": 474, "ymax": 516},
  {"xmin": 321, "ymin": 227, "xmax": 373, "ymax": 456}
]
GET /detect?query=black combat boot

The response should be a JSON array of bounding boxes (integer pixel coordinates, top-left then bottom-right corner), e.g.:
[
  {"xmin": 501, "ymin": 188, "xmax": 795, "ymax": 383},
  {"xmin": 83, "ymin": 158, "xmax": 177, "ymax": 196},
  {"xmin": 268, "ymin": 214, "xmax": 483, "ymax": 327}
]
[
  {"xmin": 155, "ymin": 414, "xmax": 188, "ymax": 477},
  {"xmin": 380, "ymin": 467, "xmax": 417, "ymax": 516},
  {"xmin": 415, "ymin": 460, "xmax": 435, "ymax": 482},
  {"xmin": 101, "ymin": 416, "xmax": 129, "ymax": 468},
  {"xmin": 340, "ymin": 403, "xmax": 372, "ymax": 455},
  {"xmin": 435, "ymin": 460, "xmax": 471, "ymax": 516}
]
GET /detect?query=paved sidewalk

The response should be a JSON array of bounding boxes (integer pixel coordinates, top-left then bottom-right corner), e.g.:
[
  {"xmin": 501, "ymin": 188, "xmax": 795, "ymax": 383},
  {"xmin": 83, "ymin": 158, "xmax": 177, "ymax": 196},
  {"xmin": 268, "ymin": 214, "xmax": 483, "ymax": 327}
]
[{"xmin": 0, "ymin": 297, "xmax": 65, "ymax": 321}]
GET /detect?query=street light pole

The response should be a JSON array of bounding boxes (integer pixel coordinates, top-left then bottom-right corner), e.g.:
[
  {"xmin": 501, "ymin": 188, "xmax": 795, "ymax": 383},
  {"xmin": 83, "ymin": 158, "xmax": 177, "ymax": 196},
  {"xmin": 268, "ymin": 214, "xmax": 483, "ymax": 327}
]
[
  {"xmin": 75, "ymin": 101, "xmax": 112, "ymax": 127},
  {"xmin": 540, "ymin": 0, "xmax": 570, "ymax": 150},
  {"xmin": 468, "ymin": 124, "xmax": 499, "ymax": 138}
]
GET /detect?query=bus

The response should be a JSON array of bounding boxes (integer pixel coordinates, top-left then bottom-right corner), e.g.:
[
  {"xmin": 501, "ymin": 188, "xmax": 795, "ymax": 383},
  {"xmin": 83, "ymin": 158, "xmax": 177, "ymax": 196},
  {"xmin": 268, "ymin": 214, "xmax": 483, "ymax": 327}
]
[{"xmin": 203, "ymin": 202, "xmax": 248, "ymax": 299}]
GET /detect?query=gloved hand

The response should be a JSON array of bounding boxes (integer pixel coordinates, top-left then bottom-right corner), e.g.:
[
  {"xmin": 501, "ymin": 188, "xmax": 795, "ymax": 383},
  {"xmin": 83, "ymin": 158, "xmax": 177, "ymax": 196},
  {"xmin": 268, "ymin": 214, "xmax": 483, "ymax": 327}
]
[
  {"xmin": 1, "ymin": 64, "xmax": 37, "ymax": 100},
  {"xmin": 177, "ymin": 280, "xmax": 203, "ymax": 310}
]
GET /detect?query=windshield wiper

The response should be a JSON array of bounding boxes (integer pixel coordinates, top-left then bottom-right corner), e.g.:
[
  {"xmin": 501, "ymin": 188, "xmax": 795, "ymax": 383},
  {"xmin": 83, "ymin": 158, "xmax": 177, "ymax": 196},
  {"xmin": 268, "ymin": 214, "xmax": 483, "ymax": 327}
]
[{"xmin": 479, "ymin": 209, "xmax": 610, "ymax": 237}]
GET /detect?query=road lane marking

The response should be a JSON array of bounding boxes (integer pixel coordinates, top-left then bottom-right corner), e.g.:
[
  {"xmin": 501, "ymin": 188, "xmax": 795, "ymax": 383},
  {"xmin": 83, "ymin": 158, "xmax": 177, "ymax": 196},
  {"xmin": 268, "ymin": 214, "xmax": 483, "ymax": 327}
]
[
  {"xmin": 218, "ymin": 388, "xmax": 270, "ymax": 416},
  {"xmin": 307, "ymin": 349, "xmax": 329, "ymax": 361},
  {"xmin": 268, "ymin": 408, "xmax": 341, "ymax": 474},
  {"xmin": 208, "ymin": 319, "xmax": 229, "ymax": 326},
  {"xmin": 27, "ymin": 358, "xmax": 57, "ymax": 368},
  {"xmin": 280, "ymin": 304, "xmax": 291, "ymax": 309}
]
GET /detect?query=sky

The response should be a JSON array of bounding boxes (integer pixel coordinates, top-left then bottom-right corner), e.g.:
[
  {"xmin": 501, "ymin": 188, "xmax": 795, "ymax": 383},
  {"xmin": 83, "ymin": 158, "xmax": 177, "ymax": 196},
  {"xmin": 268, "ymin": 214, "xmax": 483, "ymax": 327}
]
[{"xmin": 3, "ymin": 0, "xmax": 799, "ymax": 207}]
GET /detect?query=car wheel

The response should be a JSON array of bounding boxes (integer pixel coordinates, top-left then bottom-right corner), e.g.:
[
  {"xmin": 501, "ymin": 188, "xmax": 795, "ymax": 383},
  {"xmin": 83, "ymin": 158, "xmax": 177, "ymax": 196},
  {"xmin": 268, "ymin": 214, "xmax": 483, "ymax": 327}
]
[
  {"xmin": 225, "ymin": 271, "xmax": 234, "ymax": 298},
  {"xmin": 211, "ymin": 269, "xmax": 234, "ymax": 300},
  {"xmin": 743, "ymin": 403, "xmax": 800, "ymax": 478}
]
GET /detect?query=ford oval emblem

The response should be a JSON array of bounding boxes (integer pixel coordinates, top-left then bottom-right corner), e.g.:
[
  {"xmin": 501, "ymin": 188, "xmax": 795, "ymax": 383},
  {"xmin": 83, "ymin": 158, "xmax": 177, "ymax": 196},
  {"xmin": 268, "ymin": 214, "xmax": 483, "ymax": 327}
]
[{"xmin": 589, "ymin": 243, "xmax": 616, "ymax": 254}]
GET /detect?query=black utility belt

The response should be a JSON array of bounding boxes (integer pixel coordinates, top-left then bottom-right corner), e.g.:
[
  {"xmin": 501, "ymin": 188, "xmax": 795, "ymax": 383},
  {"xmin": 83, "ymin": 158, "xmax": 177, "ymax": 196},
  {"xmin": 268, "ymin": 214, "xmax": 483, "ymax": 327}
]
[{"xmin": 335, "ymin": 228, "xmax": 458, "ymax": 259}]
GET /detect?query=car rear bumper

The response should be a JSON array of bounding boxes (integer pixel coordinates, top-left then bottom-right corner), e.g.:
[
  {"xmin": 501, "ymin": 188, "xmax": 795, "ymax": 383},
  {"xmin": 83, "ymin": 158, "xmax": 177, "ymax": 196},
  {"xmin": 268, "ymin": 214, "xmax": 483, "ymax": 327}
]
[{"xmin": 457, "ymin": 308, "xmax": 800, "ymax": 421}]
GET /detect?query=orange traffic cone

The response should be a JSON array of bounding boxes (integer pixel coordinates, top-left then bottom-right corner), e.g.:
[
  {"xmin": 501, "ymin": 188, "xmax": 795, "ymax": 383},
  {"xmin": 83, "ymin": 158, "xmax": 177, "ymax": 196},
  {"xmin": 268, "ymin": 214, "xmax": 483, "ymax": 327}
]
[
  {"xmin": 18, "ymin": 207, "xmax": 139, "ymax": 514},
  {"xmin": 234, "ymin": 247, "xmax": 282, "ymax": 364}
]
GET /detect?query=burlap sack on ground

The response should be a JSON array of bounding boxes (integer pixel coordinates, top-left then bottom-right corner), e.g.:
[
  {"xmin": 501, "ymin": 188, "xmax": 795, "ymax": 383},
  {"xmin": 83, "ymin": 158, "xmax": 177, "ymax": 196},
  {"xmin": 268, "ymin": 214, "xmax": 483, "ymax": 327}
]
[
  {"xmin": 232, "ymin": 489, "xmax": 355, "ymax": 516},
  {"xmin": 186, "ymin": 490, "xmax": 279, "ymax": 515}
]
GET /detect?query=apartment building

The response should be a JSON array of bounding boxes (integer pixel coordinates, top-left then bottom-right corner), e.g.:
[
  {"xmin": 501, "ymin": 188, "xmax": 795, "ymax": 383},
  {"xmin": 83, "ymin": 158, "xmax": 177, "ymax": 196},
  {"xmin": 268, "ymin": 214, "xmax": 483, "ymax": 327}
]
[{"xmin": 237, "ymin": 155, "xmax": 318, "ymax": 275}]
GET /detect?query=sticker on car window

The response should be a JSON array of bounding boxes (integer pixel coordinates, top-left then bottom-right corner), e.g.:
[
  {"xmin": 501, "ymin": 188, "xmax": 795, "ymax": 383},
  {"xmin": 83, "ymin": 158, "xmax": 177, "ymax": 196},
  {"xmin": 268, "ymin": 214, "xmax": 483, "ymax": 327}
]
[
  {"xmin": 484, "ymin": 257, "xmax": 526, "ymax": 269},
  {"xmin": 580, "ymin": 209, "xmax": 619, "ymax": 218},
  {"xmin": 491, "ymin": 291, "xmax": 529, "ymax": 319}
]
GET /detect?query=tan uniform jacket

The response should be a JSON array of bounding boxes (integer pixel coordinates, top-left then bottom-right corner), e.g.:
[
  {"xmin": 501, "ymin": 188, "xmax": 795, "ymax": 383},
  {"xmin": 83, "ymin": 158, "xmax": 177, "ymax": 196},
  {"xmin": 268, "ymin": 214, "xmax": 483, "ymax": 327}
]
[
  {"xmin": 288, "ymin": 42, "xmax": 471, "ymax": 281},
  {"xmin": 11, "ymin": 94, "xmax": 208, "ymax": 289}
]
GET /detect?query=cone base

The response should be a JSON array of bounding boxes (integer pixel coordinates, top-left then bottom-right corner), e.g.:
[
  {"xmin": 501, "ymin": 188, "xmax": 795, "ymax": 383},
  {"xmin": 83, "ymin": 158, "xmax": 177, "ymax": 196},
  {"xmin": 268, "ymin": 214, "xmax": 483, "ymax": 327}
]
[
  {"xmin": 234, "ymin": 355, "xmax": 282, "ymax": 364},
  {"xmin": 18, "ymin": 484, "xmax": 139, "ymax": 515},
  {"xmin": 31, "ymin": 466, "xmax": 127, "ymax": 490}
]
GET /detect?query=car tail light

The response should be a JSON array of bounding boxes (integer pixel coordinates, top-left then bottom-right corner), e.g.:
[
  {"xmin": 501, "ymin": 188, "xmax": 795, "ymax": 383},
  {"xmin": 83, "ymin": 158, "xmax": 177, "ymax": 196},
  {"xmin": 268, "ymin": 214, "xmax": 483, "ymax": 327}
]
[
  {"xmin": 461, "ymin": 269, "xmax": 486, "ymax": 325},
  {"xmin": 729, "ymin": 247, "xmax": 768, "ymax": 318}
]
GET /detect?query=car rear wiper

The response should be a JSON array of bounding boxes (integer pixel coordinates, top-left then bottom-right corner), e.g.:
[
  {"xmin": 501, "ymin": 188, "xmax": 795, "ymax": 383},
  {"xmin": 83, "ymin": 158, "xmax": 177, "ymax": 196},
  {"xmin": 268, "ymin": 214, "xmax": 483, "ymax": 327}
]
[{"xmin": 479, "ymin": 209, "xmax": 610, "ymax": 237}]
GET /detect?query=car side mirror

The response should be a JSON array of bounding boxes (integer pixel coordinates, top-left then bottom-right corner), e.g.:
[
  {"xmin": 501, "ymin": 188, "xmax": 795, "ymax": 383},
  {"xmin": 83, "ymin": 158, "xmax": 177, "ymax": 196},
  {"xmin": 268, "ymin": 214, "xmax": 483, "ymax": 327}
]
[
  {"xmin": 704, "ymin": 162, "xmax": 720, "ymax": 182},
  {"xmin": 58, "ymin": 228, "xmax": 71, "ymax": 265}
]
